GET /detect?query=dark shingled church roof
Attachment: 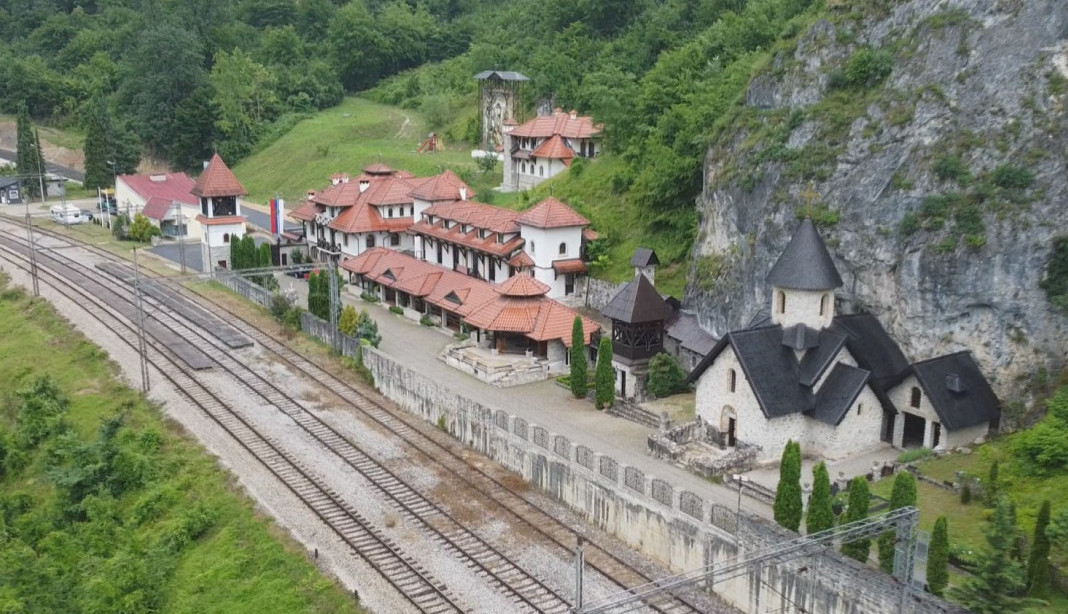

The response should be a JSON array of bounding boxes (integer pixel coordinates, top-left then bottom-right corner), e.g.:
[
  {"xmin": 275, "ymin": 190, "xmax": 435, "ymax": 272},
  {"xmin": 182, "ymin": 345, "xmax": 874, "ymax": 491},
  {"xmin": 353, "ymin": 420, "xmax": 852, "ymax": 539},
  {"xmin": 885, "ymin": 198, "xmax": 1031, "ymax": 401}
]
[
  {"xmin": 809, "ymin": 363, "xmax": 871, "ymax": 426},
  {"xmin": 602, "ymin": 274, "xmax": 672, "ymax": 323},
  {"xmin": 912, "ymin": 352, "xmax": 1000, "ymax": 430},
  {"xmin": 766, "ymin": 219, "xmax": 843, "ymax": 291},
  {"xmin": 782, "ymin": 324, "xmax": 821, "ymax": 350},
  {"xmin": 798, "ymin": 330, "xmax": 848, "ymax": 386},
  {"xmin": 726, "ymin": 326, "xmax": 811, "ymax": 418},
  {"xmin": 830, "ymin": 314, "xmax": 911, "ymax": 388},
  {"xmin": 630, "ymin": 248, "xmax": 660, "ymax": 268},
  {"xmin": 666, "ymin": 311, "xmax": 717, "ymax": 356}
]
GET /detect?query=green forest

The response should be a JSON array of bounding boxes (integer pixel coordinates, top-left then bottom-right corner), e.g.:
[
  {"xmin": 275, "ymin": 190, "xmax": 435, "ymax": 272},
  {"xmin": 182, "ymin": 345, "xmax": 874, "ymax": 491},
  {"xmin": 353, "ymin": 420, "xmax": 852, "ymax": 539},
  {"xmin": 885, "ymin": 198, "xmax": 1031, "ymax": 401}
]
[{"xmin": 1, "ymin": 0, "xmax": 819, "ymax": 286}]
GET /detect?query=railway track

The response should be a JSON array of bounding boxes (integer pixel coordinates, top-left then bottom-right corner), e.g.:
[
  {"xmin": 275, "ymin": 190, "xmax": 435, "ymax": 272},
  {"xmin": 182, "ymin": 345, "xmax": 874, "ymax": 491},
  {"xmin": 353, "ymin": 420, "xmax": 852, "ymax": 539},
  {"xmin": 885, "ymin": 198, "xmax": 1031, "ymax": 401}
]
[{"xmin": 0, "ymin": 223, "xmax": 726, "ymax": 614}]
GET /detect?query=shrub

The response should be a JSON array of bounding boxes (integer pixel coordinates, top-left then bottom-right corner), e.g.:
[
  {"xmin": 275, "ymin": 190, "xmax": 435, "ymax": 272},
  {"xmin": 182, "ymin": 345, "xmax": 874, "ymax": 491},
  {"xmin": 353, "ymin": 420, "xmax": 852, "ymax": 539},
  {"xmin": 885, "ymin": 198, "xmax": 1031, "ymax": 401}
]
[
  {"xmin": 127, "ymin": 213, "xmax": 161, "ymax": 243},
  {"xmin": 389, "ymin": 305, "xmax": 403, "ymax": 315},
  {"xmin": 355, "ymin": 309, "xmax": 381, "ymax": 347},
  {"xmin": 419, "ymin": 314, "xmax": 435, "ymax": 327},
  {"xmin": 897, "ymin": 447, "xmax": 933, "ymax": 463},
  {"xmin": 991, "ymin": 164, "xmax": 1034, "ymax": 190},
  {"xmin": 647, "ymin": 353, "xmax": 686, "ymax": 398},
  {"xmin": 934, "ymin": 154, "xmax": 970, "ymax": 183},
  {"xmin": 338, "ymin": 305, "xmax": 358, "ymax": 336},
  {"xmin": 961, "ymin": 483, "xmax": 972, "ymax": 504},
  {"xmin": 842, "ymin": 47, "xmax": 893, "ymax": 88}
]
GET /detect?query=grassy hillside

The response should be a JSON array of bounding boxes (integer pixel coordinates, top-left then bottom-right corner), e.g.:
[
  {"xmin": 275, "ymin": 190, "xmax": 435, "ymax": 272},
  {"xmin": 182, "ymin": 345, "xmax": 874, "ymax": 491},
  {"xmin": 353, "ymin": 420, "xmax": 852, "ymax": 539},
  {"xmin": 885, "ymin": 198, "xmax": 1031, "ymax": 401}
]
[
  {"xmin": 0, "ymin": 276, "xmax": 361, "ymax": 613},
  {"xmin": 234, "ymin": 97, "xmax": 488, "ymax": 205}
]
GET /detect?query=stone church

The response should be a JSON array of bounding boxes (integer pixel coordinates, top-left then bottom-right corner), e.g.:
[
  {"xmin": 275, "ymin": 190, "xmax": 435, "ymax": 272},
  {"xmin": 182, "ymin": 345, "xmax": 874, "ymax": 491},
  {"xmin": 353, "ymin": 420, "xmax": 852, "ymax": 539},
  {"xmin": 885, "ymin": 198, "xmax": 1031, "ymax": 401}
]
[{"xmin": 688, "ymin": 219, "xmax": 1001, "ymax": 462}]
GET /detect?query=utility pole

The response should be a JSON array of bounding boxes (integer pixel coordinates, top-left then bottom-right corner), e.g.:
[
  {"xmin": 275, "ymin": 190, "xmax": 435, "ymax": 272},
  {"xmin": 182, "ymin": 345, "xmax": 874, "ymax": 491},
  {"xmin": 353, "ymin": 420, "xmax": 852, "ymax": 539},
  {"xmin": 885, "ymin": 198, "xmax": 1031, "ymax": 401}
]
[
  {"xmin": 132, "ymin": 248, "xmax": 151, "ymax": 393},
  {"xmin": 328, "ymin": 261, "xmax": 340, "ymax": 354},
  {"xmin": 173, "ymin": 201, "xmax": 187, "ymax": 275},
  {"xmin": 573, "ymin": 536, "xmax": 585, "ymax": 613},
  {"xmin": 23, "ymin": 210, "xmax": 39, "ymax": 297}
]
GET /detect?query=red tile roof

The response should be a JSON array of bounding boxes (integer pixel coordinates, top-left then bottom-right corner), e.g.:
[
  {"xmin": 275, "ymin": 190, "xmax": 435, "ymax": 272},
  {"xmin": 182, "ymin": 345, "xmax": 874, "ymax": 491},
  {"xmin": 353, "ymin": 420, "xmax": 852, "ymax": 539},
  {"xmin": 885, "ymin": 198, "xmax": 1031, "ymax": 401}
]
[
  {"xmin": 509, "ymin": 110, "xmax": 602, "ymax": 139},
  {"xmin": 516, "ymin": 197, "xmax": 589, "ymax": 229},
  {"xmin": 290, "ymin": 200, "xmax": 322, "ymax": 222},
  {"xmin": 411, "ymin": 219, "xmax": 525, "ymax": 258},
  {"xmin": 496, "ymin": 273, "xmax": 550, "ymax": 297},
  {"xmin": 508, "ymin": 252, "xmax": 534, "ymax": 268},
  {"xmin": 531, "ymin": 134, "xmax": 575, "ymax": 160},
  {"xmin": 552, "ymin": 259, "xmax": 589, "ymax": 275},
  {"xmin": 341, "ymin": 248, "xmax": 598, "ymax": 345},
  {"xmin": 192, "ymin": 153, "xmax": 247, "ymax": 197},
  {"xmin": 409, "ymin": 169, "xmax": 474, "ymax": 202},
  {"xmin": 582, "ymin": 228, "xmax": 600, "ymax": 241},
  {"xmin": 141, "ymin": 196, "xmax": 185, "ymax": 221},
  {"xmin": 422, "ymin": 200, "xmax": 522, "ymax": 234},
  {"xmin": 118, "ymin": 172, "xmax": 197, "ymax": 209}
]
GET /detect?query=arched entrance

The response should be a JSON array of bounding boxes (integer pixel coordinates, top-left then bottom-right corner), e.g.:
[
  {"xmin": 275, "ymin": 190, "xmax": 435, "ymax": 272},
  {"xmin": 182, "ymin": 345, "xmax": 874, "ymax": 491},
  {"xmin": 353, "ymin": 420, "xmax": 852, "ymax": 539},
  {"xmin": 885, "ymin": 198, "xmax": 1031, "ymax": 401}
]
[{"xmin": 721, "ymin": 406, "xmax": 737, "ymax": 447}]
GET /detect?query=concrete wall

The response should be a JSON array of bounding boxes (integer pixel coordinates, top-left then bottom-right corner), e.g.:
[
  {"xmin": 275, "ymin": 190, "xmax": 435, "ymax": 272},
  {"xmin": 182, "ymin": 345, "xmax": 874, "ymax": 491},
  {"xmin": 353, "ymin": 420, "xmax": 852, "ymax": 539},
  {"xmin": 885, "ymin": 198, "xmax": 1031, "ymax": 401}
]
[{"xmin": 358, "ymin": 342, "xmax": 964, "ymax": 614}]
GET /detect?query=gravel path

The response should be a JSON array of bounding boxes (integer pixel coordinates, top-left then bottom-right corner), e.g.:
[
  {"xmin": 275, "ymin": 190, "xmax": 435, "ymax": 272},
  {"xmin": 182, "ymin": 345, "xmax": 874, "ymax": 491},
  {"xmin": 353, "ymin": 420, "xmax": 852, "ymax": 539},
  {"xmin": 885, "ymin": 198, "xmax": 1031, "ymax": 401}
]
[{"xmin": 0, "ymin": 222, "xmax": 663, "ymax": 613}]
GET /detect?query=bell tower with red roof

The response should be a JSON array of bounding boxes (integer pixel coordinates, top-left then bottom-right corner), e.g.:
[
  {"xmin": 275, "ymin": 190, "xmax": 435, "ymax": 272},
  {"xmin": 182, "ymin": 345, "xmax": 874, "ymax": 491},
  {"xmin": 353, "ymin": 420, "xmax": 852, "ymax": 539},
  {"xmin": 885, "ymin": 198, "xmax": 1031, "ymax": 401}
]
[{"xmin": 193, "ymin": 153, "xmax": 248, "ymax": 271}]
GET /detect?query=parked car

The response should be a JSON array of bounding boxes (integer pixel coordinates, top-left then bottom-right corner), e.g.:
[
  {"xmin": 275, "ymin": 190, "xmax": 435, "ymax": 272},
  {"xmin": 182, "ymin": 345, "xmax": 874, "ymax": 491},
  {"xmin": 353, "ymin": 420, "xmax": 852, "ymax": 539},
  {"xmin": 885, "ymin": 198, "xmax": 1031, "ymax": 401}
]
[{"xmin": 80, "ymin": 209, "xmax": 94, "ymax": 222}]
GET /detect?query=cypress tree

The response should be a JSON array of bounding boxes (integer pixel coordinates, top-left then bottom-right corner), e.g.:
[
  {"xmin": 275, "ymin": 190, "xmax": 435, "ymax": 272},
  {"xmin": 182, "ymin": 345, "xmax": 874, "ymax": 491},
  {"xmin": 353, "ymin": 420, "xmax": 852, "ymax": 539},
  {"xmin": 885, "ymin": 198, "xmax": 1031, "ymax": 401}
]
[
  {"xmin": 569, "ymin": 316, "xmax": 588, "ymax": 398},
  {"xmin": 928, "ymin": 516, "xmax": 949, "ymax": 597},
  {"xmin": 83, "ymin": 96, "xmax": 112, "ymax": 190},
  {"xmin": 773, "ymin": 440, "xmax": 803, "ymax": 532},
  {"xmin": 879, "ymin": 472, "xmax": 918, "ymax": 573},
  {"xmin": 806, "ymin": 461, "xmax": 834, "ymax": 535},
  {"xmin": 16, "ymin": 104, "xmax": 44, "ymax": 198},
  {"xmin": 594, "ymin": 335, "xmax": 614, "ymax": 409},
  {"xmin": 841, "ymin": 476, "xmax": 872, "ymax": 562},
  {"xmin": 950, "ymin": 499, "xmax": 1028, "ymax": 613},
  {"xmin": 1026, "ymin": 500, "xmax": 1051, "ymax": 598},
  {"xmin": 986, "ymin": 461, "xmax": 999, "ymax": 507}
]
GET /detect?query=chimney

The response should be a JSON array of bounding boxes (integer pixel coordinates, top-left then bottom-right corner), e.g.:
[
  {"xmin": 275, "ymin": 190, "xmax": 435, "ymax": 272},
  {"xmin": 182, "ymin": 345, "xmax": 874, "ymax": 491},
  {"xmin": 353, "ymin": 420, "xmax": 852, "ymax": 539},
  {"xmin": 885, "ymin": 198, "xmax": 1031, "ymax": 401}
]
[
  {"xmin": 459, "ymin": 187, "xmax": 467, "ymax": 201},
  {"xmin": 569, "ymin": 109, "xmax": 578, "ymax": 119},
  {"xmin": 359, "ymin": 180, "xmax": 370, "ymax": 193},
  {"xmin": 553, "ymin": 107, "xmax": 563, "ymax": 115},
  {"xmin": 341, "ymin": 175, "xmax": 350, "ymax": 183},
  {"xmin": 149, "ymin": 173, "xmax": 167, "ymax": 183},
  {"xmin": 202, "ymin": 160, "xmax": 210, "ymax": 170}
]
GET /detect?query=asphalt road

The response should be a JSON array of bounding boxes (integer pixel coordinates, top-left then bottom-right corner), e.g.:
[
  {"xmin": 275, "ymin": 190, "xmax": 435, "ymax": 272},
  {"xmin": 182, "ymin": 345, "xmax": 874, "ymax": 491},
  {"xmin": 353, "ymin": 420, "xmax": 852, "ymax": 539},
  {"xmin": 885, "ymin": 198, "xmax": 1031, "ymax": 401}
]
[{"xmin": 0, "ymin": 147, "xmax": 84, "ymax": 182}]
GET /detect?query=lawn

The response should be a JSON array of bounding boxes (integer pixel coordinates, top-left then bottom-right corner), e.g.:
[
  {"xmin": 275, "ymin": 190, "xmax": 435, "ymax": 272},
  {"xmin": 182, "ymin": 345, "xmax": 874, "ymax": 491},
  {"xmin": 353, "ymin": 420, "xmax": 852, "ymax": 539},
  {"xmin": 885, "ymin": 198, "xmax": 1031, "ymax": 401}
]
[
  {"xmin": 0, "ymin": 276, "xmax": 363, "ymax": 613},
  {"xmin": 233, "ymin": 97, "xmax": 493, "ymax": 205},
  {"xmin": 870, "ymin": 438, "xmax": 1068, "ymax": 611}
]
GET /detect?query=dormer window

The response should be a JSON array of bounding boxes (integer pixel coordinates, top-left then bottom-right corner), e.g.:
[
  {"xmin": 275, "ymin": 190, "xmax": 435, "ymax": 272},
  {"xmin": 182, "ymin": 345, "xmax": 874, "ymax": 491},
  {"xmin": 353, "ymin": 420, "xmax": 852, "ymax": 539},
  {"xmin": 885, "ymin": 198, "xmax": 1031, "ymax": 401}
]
[{"xmin": 388, "ymin": 208, "xmax": 393, "ymax": 217}]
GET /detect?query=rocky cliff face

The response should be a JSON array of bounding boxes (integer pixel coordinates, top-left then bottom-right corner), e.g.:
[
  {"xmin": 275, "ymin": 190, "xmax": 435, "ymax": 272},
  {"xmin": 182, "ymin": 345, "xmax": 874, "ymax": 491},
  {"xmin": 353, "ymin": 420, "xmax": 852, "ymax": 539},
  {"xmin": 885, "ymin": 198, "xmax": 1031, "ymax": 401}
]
[{"xmin": 688, "ymin": 0, "xmax": 1068, "ymax": 403}]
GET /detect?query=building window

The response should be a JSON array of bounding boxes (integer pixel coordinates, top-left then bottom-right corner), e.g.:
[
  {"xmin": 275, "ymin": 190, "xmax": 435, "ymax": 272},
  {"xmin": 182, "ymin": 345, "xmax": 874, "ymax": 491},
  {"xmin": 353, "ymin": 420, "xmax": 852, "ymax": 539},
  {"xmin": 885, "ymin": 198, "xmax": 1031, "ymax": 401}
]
[
  {"xmin": 390, "ymin": 233, "xmax": 400, "ymax": 246},
  {"xmin": 539, "ymin": 165, "xmax": 544, "ymax": 177},
  {"xmin": 776, "ymin": 290, "xmax": 786, "ymax": 314},
  {"xmin": 857, "ymin": 403, "xmax": 863, "ymax": 416},
  {"xmin": 558, "ymin": 242, "xmax": 566, "ymax": 255},
  {"xmin": 910, "ymin": 386, "xmax": 921, "ymax": 408},
  {"xmin": 820, "ymin": 293, "xmax": 828, "ymax": 316},
  {"xmin": 367, "ymin": 235, "xmax": 376, "ymax": 248},
  {"xmin": 344, "ymin": 234, "xmax": 349, "ymax": 246},
  {"xmin": 388, "ymin": 208, "xmax": 393, "ymax": 218},
  {"xmin": 489, "ymin": 263, "xmax": 496, "ymax": 282},
  {"xmin": 728, "ymin": 368, "xmax": 736, "ymax": 393},
  {"xmin": 522, "ymin": 162, "xmax": 527, "ymax": 173},
  {"xmin": 529, "ymin": 241, "xmax": 535, "ymax": 255}
]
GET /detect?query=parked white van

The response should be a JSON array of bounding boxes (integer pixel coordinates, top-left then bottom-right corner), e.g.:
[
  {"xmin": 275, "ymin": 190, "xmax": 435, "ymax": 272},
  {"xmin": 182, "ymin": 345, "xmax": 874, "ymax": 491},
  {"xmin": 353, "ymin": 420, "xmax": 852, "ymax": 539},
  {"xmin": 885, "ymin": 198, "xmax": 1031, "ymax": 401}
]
[{"xmin": 50, "ymin": 204, "xmax": 85, "ymax": 225}]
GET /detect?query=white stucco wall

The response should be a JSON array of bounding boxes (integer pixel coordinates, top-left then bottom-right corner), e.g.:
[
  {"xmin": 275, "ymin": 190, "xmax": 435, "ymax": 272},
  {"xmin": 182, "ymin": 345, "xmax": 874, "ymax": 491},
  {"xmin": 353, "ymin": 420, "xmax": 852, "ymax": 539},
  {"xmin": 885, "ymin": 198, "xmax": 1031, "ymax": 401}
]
[{"xmin": 770, "ymin": 286, "xmax": 835, "ymax": 330}]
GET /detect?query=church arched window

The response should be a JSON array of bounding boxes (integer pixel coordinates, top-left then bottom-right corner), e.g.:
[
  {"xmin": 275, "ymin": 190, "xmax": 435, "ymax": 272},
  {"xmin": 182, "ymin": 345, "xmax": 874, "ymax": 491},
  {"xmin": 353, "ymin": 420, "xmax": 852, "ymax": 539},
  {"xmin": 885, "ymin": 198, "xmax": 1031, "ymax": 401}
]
[
  {"xmin": 776, "ymin": 290, "xmax": 786, "ymax": 315},
  {"xmin": 728, "ymin": 368, "xmax": 737, "ymax": 393},
  {"xmin": 910, "ymin": 386, "xmax": 922, "ymax": 408},
  {"xmin": 820, "ymin": 293, "xmax": 828, "ymax": 316},
  {"xmin": 223, "ymin": 233, "xmax": 230, "ymax": 243}
]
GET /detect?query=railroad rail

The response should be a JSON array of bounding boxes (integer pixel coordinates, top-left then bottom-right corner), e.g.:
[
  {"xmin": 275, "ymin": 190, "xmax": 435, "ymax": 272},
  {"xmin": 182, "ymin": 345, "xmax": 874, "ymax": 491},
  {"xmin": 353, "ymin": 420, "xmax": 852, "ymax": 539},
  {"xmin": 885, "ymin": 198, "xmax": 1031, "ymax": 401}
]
[{"xmin": 0, "ymin": 223, "xmax": 726, "ymax": 614}]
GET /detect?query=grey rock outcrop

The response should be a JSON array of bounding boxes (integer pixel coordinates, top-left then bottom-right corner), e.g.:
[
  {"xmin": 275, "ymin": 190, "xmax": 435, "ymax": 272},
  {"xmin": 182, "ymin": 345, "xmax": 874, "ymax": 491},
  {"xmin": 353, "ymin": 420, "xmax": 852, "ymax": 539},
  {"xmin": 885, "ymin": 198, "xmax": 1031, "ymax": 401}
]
[{"xmin": 688, "ymin": 0, "xmax": 1068, "ymax": 401}]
